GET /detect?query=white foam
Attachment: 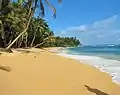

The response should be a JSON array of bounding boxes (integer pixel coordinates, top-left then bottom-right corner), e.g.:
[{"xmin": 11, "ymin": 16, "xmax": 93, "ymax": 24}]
[{"xmin": 57, "ymin": 53, "xmax": 120, "ymax": 85}]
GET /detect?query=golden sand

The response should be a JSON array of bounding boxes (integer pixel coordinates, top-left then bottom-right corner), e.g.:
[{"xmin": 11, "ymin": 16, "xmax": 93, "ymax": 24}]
[{"xmin": 0, "ymin": 48, "xmax": 120, "ymax": 95}]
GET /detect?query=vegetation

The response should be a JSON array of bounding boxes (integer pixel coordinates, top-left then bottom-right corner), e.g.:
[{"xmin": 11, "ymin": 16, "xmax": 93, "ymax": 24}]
[
  {"xmin": 42, "ymin": 36, "xmax": 80, "ymax": 47},
  {"xmin": 0, "ymin": 0, "xmax": 80, "ymax": 72},
  {"xmin": 0, "ymin": 0, "xmax": 80, "ymax": 49}
]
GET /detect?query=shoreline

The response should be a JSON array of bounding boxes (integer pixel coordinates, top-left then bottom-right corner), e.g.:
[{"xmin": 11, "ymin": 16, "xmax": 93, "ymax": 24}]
[
  {"xmin": 47, "ymin": 47, "xmax": 120, "ymax": 85},
  {"xmin": 0, "ymin": 48, "xmax": 120, "ymax": 95},
  {"xmin": 57, "ymin": 53, "xmax": 120, "ymax": 85}
]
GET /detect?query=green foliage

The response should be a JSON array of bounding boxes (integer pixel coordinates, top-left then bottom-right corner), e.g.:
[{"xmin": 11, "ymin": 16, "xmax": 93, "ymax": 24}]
[
  {"xmin": 42, "ymin": 36, "xmax": 80, "ymax": 47},
  {"xmin": 55, "ymin": 36, "xmax": 80, "ymax": 47},
  {"xmin": 0, "ymin": 0, "xmax": 9, "ymax": 11},
  {"xmin": 27, "ymin": 17, "xmax": 54, "ymax": 47},
  {"xmin": 0, "ymin": 1, "xmax": 80, "ymax": 49},
  {"xmin": 0, "ymin": 2, "xmax": 28, "ymax": 48}
]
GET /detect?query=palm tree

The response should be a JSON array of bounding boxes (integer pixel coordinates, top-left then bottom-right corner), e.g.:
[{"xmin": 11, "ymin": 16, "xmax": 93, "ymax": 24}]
[
  {"xmin": 27, "ymin": 17, "xmax": 54, "ymax": 47},
  {"xmin": 30, "ymin": 18, "xmax": 44, "ymax": 47},
  {"xmin": 6, "ymin": 0, "xmax": 62, "ymax": 50},
  {"xmin": 0, "ymin": 2, "xmax": 28, "ymax": 48}
]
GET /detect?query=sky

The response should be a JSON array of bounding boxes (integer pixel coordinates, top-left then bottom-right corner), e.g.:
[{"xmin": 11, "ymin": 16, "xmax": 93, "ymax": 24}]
[{"xmin": 44, "ymin": 0, "xmax": 120, "ymax": 45}]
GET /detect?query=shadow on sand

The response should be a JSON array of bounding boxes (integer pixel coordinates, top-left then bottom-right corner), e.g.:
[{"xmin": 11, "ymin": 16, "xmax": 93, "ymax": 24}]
[{"xmin": 84, "ymin": 85, "xmax": 109, "ymax": 95}]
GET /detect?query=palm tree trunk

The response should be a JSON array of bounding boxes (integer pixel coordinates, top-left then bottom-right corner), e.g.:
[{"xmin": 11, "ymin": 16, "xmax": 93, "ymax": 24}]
[
  {"xmin": 15, "ymin": 39, "xmax": 18, "ymax": 48},
  {"xmin": 7, "ymin": 33, "xmax": 14, "ymax": 47},
  {"xmin": 18, "ymin": 36, "xmax": 23, "ymax": 48},
  {"xmin": 6, "ymin": 0, "xmax": 36, "ymax": 50},
  {"xmin": 25, "ymin": 35, "xmax": 28, "ymax": 48},
  {"xmin": 33, "ymin": 41, "xmax": 45, "ymax": 48},
  {"xmin": 6, "ymin": 26, "xmax": 29, "ymax": 49},
  {"xmin": 30, "ymin": 30, "xmax": 37, "ymax": 47},
  {"xmin": 33, "ymin": 37, "xmax": 49, "ymax": 48},
  {"xmin": 0, "ymin": 0, "xmax": 2, "ymax": 10}
]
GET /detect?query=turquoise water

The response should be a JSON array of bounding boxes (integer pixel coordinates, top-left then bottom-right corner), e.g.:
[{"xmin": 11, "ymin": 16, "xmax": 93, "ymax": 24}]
[
  {"xmin": 66, "ymin": 45, "xmax": 120, "ymax": 61},
  {"xmin": 57, "ymin": 45, "xmax": 120, "ymax": 84}
]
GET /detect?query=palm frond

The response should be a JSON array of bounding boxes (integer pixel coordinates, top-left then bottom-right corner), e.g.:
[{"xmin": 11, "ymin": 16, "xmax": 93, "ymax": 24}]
[
  {"xmin": 40, "ymin": 0, "xmax": 45, "ymax": 17},
  {"xmin": 44, "ymin": 0, "xmax": 56, "ymax": 18}
]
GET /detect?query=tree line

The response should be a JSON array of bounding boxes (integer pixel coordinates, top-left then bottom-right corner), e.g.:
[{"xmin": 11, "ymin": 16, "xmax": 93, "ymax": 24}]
[
  {"xmin": 0, "ymin": 0, "xmax": 80, "ymax": 50},
  {"xmin": 43, "ymin": 36, "xmax": 80, "ymax": 47}
]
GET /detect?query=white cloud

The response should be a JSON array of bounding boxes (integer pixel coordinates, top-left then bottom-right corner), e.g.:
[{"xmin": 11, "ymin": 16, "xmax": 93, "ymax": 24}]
[
  {"xmin": 60, "ymin": 15, "xmax": 118, "ymax": 35},
  {"xmin": 59, "ymin": 15, "xmax": 120, "ymax": 45},
  {"xmin": 92, "ymin": 15, "xmax": 118, "ymax": 29},
  {"xmin": 67, "ymin": 25, "xmax": 88, "ymax": 32}
]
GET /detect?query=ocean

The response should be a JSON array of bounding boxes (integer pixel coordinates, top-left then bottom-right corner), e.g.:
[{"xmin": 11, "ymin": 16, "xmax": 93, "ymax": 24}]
[{"xmin": 57, "ymin": 45, "xmax": 120, "ymax": 85}]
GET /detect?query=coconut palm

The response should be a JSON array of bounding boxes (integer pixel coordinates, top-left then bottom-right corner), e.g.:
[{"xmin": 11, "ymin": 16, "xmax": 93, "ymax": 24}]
[
  {"xmin": 6, "ymin": 0, "xmax": 62, "ymax": 50},
  {"xmin": 27, "ymin": 17, "xmax": 54, "ymax": 47},
  {"xmin": 0, "ymin": 2, "xmax": 28, "ymax": 48}
]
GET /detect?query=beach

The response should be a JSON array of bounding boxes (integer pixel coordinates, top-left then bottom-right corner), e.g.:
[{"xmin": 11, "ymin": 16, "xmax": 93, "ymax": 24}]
[{"xmin": 0, "ymin": 48, "xmax": 120, "ymax": 95}]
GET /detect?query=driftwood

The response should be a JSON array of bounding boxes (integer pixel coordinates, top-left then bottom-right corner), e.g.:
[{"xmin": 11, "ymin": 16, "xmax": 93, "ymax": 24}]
[
  {"xmin": 0, "ymin": 48, "xmax": 13, "ymax": 53},
  {"xmin": 0, "ymin": 66, "xmax": 11, "ymax": 72}
]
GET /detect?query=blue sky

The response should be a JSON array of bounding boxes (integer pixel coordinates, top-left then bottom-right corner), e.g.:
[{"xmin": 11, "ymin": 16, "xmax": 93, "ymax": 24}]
[{"xmin": 44, "ymin": 0, "xmax": 120, "ymax": 45}]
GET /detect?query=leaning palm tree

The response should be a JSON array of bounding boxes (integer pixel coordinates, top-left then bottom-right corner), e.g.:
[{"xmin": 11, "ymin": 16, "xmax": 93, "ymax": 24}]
[
  {"xmin": 6, "ymin": 0, "xmax": 62, "ymax": 50},
  {"xmin": 29, "ymin": 17, "xmax": 52, "ymax": 47},
  {"xmin": 0, "ymin": 1, "xmax": 28, "ymax": 48}
]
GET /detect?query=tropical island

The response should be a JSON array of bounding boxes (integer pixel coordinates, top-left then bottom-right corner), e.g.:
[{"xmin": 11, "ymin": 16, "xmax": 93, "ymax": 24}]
[{"xmin": 0, "ymin": 0, "xmax": 120, "ymax": 95}]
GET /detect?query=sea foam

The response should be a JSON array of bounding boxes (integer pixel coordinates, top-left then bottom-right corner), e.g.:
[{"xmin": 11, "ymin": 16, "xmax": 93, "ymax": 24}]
[{"xmin": 57, "ymin": 53, "xmax": 120, "ymax": 85}]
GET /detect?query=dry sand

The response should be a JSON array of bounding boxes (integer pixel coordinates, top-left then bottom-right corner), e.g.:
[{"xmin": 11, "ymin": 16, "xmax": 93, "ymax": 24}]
[{"xmin": 0, "ymin": 48, "xmax": 120, "ymax": 95}]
